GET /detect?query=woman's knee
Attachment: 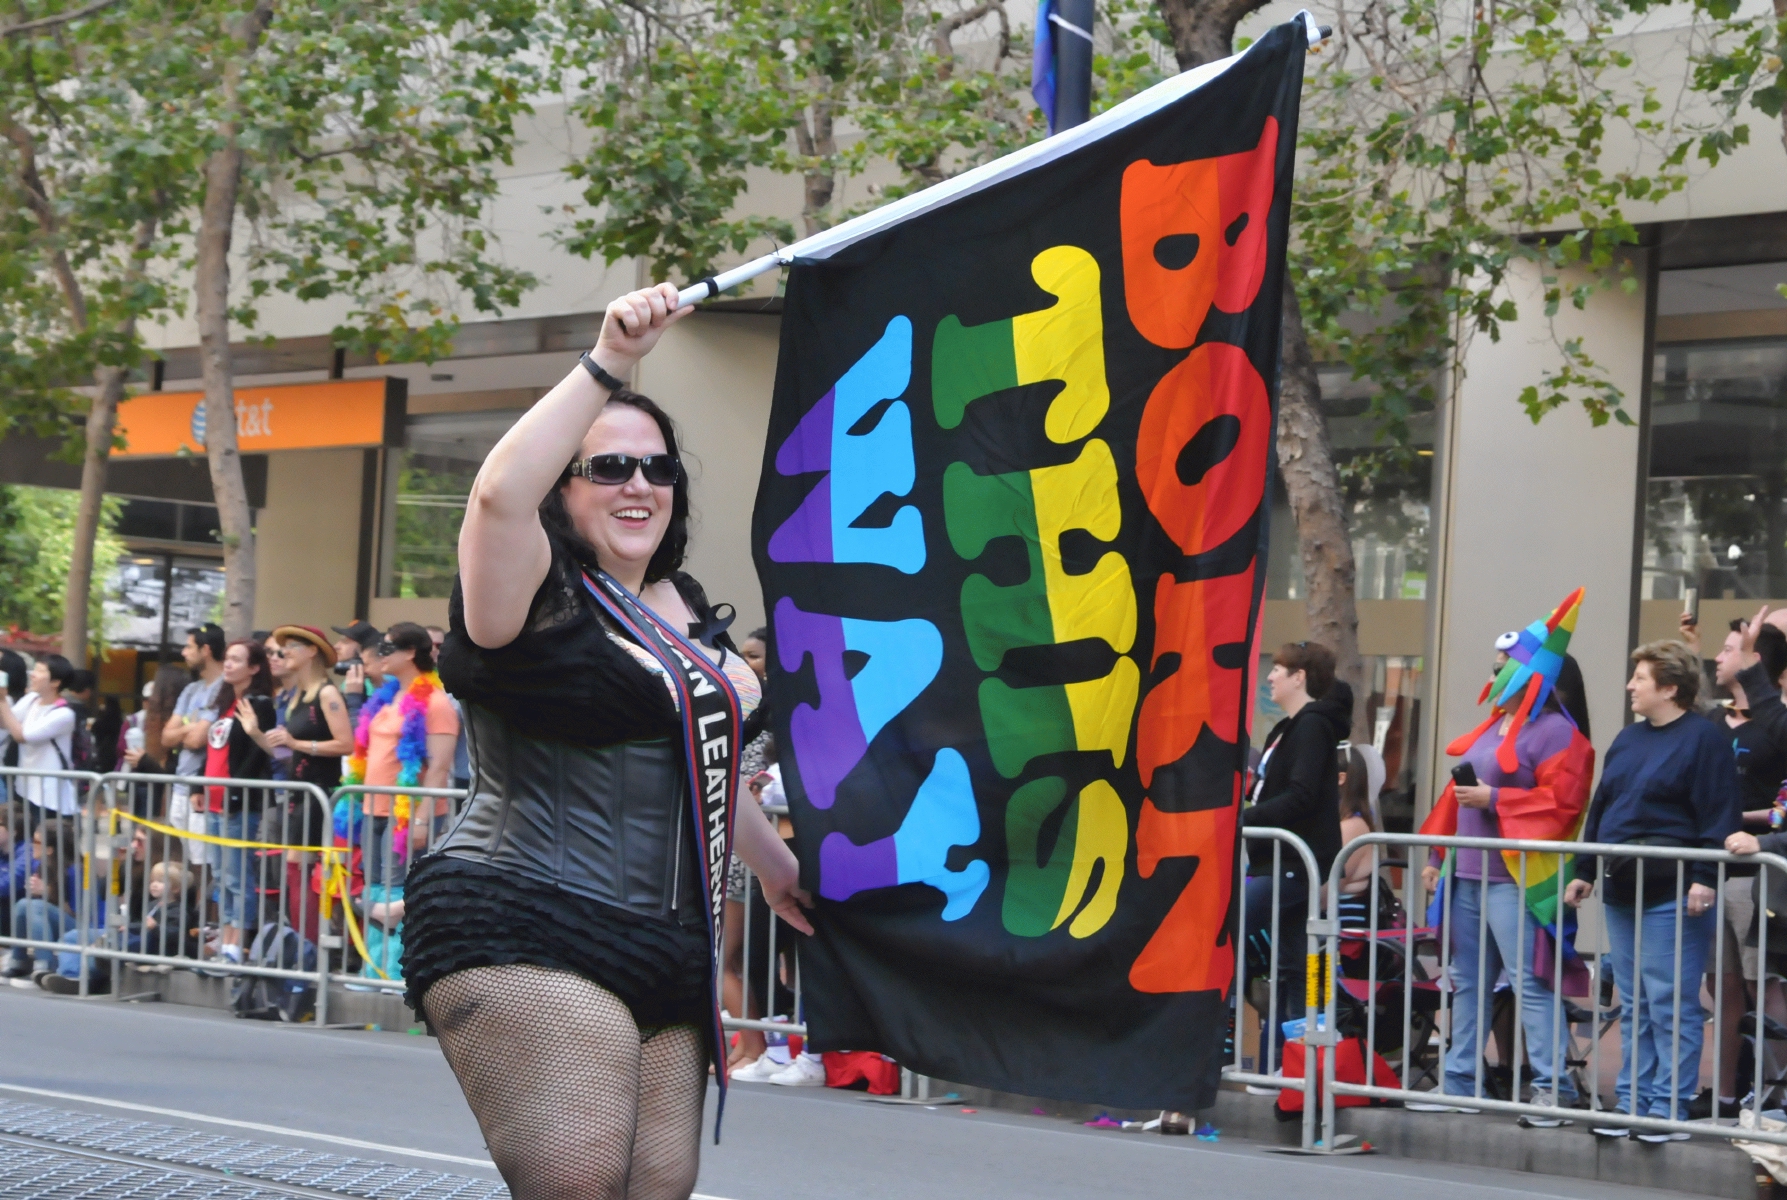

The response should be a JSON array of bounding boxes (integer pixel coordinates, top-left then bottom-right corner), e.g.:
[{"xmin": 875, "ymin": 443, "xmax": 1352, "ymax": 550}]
[{"xmin": 498, "ymin": 1155, "xmax": 628, "ymax": 1200}]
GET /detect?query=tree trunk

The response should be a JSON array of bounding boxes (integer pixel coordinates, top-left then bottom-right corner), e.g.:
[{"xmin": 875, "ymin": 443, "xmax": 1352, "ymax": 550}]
[
  {"xmin": 794, "ymin": 94, "xmax": 837, "ymax": 237},
  {"xmin": 197, "ymin": 138, "xmax": 256, "ymax": 641},
  {"xmin": 196, "ymin": 3, "xmax": 274, "ymax": 642},
  {"xmin": 62, "ymin": 216, "xmax": 160, "ymax": 666},
  {"xmin": 1155, "ymin": 0, "xmax": 1368, "ymax": 738},
  {"xmin": 1278, "ymin": 289, "xmax": 1368, "ymax": 739},
  {"xmin": 60, "ymin": 366, "xmax": 127, "ymax": 666}
]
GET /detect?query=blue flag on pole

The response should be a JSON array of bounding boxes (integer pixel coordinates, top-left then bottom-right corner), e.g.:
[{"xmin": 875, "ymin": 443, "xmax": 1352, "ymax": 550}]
[{"xmin": 1032, "ymin": 0, "xmax": 1057, "ymax": 133}]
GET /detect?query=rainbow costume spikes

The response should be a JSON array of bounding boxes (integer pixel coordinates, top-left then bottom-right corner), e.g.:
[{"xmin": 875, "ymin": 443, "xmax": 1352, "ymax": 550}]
[{"xmin": 1447, "ymin": 587, "xmax": 1584, "ymax": 774}]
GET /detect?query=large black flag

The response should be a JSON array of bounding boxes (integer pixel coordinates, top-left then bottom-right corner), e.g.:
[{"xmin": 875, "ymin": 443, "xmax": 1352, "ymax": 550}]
[{"xmin": 751, "ymin": 20, "xmax": 1308, "ymax": 1110}]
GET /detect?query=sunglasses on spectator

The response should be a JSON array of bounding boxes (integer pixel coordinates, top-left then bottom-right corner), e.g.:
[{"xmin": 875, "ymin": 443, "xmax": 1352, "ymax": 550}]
[
  {"xmin": 374, "ymin": 640, "xmax": 400, "ymax": 656},
  {"xmin": 570, "ymin": 453, "xmax": 681, "ymax": 487}
]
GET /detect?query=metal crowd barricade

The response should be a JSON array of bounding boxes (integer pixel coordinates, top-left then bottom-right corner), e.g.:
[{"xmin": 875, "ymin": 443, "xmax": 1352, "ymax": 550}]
[
  {"xmin": 1223, "ymin": 827, "xmax": 1324, "ymax": 1150},
  {"xmin": 1319, "ymin": 831, "xmax": 1787, "ymax": 1150},
  {"xmin": 727, "ymin": 801, "xmax": 807, "ymax": 1041},
  {"xmin": 1, "ymin": 767, "xmax": 104, "ymax": 995},
  {"xmin": 3, "ymin": 768, "xmax": 336, "ymax": 1012},
  {"xmin": 323, "ymin": 784, "xmax": 469, "ymax": 1000}
]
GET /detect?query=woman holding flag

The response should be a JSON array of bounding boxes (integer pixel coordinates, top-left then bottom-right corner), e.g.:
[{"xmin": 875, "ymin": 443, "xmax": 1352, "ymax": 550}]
[
  {"xmin": 402, "ymin": 282, "xmax": 811, "ymax": 1200},
  {"xmin": 1417, "ymin": 590, "xmax": 1595, "ymax": 1121}
]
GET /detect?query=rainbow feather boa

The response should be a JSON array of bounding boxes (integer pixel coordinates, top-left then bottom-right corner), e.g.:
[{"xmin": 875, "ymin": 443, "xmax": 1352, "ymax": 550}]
[{"xmin": 339, "ymin": 671, "xmax": 440, "ymax": 860}]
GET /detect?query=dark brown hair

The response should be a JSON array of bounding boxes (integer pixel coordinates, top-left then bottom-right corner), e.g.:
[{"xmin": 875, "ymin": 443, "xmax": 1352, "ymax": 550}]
[
  {"xmin": 1339, "ymin": 746, "xmax": 1375, "ymax": 829},
  {"xmin": 539, "ymin": 388, "xmax": 691, "ymax": 585},
  {"xmin": 384, "ymin": 622, "xmax": 436, "ymax": 673},
  {"xmin": 1273, "ymin": 641, "xmax": 1336, "ymax": 700},
  {"xmin": 216, "ymin": 639, "xmax": 273, "ymax": 715}
]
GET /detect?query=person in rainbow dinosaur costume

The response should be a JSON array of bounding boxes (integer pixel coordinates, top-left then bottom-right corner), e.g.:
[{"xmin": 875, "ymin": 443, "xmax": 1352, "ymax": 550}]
[{"xmin": 1417, "ymin": 588, "xmax": 1595, "ymax": 1118}]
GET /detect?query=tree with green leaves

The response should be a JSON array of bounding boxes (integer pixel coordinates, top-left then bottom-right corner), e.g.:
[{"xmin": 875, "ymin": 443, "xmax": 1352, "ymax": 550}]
[
  {"xmin": 0, "ymin": 484, "xmax": 126, "ymax": 643},
  {"xmin": 174, "ymin": 0, "xmax": 544, "ymax": 638},
  {"xmin": 1155, "ymin": 0, "xmax": 1750, "ymax": 735},
  {"xmin": 3, "ymin": 0, "xmax": 544, "ymax": 647},
  {"xmin": 558, "ymin": 0, "xmax": 1173, "ymax": 278},
  {"xmin": 1, "ymin": 1, "xmax": 193, "ymax": 665}
]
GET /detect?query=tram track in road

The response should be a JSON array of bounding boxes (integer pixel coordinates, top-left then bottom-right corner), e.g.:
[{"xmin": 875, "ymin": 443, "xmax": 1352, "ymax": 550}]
[
  {"xmin": 0, "ymin": 1101, "xmax": 507, "ymax": 1200},
  {"xmin": 0, "ymin": 1128, "xmax": 348, "ymax": 1200}
]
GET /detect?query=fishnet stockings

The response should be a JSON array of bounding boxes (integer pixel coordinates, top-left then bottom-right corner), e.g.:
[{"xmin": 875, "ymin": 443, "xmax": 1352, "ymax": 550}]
[{"xmin": 423, "ymin": 964, "xmax": 707, "ymax": 1200}]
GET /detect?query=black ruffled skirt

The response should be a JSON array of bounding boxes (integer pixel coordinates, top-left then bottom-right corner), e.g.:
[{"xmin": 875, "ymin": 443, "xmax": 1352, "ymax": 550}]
[{"xmin": 401, "ymin": 854, "xmax": 711, "ymax": 1031}]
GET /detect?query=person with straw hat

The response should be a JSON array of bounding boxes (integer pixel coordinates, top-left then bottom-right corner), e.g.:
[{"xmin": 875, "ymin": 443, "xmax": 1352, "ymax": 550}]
[{"xmin": 259, "ymin": 625, "xmax": 354, "ymax": 807}]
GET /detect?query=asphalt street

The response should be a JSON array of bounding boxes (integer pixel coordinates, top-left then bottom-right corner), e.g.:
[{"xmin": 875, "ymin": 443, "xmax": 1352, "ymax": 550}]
[{"xmin": 0, "ymin": 987, "xmax": 1704, "ymax": 1200}]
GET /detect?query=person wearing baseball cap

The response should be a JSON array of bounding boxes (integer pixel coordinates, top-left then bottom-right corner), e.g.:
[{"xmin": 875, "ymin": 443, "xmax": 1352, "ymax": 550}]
[{"xmin": 330, "ymin": 620, "xmax": 382, "ymax": 724}]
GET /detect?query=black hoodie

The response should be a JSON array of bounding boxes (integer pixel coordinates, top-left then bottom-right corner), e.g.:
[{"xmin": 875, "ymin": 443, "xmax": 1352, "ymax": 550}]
[{"xmin": 1242, "ymin": 681, "xmax": 1352, "ymax": 876}]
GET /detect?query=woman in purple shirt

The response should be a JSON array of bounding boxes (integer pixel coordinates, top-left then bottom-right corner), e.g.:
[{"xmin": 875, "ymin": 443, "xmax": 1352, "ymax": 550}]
[{"xmin": 1418, "ymin": 650, "xmax": 1593, "ymax": 1118}]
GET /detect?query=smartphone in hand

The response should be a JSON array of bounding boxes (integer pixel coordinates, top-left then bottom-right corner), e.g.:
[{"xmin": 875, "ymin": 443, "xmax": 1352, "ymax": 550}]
[{"xmin": 1451, "ymin": 762, "xmax": 1479, "ymax": 789}]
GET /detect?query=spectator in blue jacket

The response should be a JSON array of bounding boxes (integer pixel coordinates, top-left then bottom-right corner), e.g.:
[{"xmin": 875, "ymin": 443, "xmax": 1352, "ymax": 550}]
[
  {"xmin": 3, "ymin": 818, "xmax": 82, "ymax": 985},
  {"xmin": 1565, "ymin": 639, "xmax": 1742, "ymax": 1139}
]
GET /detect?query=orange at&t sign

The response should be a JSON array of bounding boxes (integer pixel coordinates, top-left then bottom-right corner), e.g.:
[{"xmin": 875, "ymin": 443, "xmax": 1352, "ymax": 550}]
[{"xmin": 114, "ymin": 379, "xmax": 392, "ymax": 458}]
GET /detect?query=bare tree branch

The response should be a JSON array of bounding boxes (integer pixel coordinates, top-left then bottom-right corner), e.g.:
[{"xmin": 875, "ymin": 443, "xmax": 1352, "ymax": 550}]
[{"xmin": 1, "ymin": 0, "xmax": 121, "ymax": 39}]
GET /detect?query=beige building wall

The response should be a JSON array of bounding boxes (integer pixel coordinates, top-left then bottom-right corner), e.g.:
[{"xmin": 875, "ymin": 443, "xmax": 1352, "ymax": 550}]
[
  {"xmin": 634, "ymin": 311, "xmax": 783, "ymax": 634},
  {"xmin": 252, "ymin": 448, "xmax": 364, "ymax": 632},
  {"xmin": 1421, "ymin": 258, "xmax": 1651, "ymax": 815}
]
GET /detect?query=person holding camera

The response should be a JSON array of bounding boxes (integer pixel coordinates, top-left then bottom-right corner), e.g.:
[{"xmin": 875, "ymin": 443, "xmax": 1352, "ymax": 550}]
[
  {"xmin": 331, "ymin": 620, "xmax": 384, "ymax": 725},
  {"xmin": 1564, "ymin": 640, "xmax": 1741, "ymax": 1136}
]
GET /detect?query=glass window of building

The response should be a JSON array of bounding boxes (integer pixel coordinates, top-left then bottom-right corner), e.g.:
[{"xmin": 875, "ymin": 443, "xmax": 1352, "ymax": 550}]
[
  {"xmin": 379, "ymin": 411, "xmax": 521, "ymax": 599},
  {"xmin": 1645, "ymin": 338, "xmax": 1787, "ymax": 603}
]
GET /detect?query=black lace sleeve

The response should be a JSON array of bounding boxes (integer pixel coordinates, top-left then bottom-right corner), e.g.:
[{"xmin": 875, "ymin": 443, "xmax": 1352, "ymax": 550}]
[{"xmin": 440, "ymin": 534, "xmax": 682, "ymax": 749}]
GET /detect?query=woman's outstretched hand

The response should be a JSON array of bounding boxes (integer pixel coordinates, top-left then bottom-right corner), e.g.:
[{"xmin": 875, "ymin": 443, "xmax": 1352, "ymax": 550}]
[
  {"xmin": 592, "ymin": 282, "xmax": 691, "ymax": 376},
  {"xmin": 758, "ymin": 849, "xmax": 816, "ymax": 937}
]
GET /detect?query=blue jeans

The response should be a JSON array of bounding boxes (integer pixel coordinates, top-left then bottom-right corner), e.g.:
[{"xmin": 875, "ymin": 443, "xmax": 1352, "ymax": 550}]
[
  {"xmin": 1442, "ymin": 877, "xmax": 1575, "ymax": 1099},
  {"xmin": 55, "ymin": 929, "xmax": 137, "ymax": 986},
  {"xmin": 207, "ymin": 811, "xmax": 260, "ymax": 931},
  {"xmin": 1243, "ymin": 870, "xmax": 1309, "ymax": 1068},
  {"xmin": 9, "ymin": 899, "xmax": 69, "ymax": 972},
  {"xmin": 1603, "ymin": 899, "xmax": 1715, "ymax": 1119}
]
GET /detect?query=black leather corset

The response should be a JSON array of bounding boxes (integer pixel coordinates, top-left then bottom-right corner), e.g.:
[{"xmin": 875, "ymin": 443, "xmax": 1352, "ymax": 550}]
[{"xmin": 432, "ymin": 702, "xmax": 705, "ymax": 924}]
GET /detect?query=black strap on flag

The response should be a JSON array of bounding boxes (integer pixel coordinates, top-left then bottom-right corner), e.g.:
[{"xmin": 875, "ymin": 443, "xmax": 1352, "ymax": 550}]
[{"xmin": 581, "ymin": 569, "xmax": 743, "ymax": 1140}]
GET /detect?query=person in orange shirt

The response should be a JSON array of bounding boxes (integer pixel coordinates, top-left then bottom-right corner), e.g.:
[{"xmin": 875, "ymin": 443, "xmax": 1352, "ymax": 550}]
[{"xmin": 347, "ymin": 622, "xmax": 458, "ymax": 975}]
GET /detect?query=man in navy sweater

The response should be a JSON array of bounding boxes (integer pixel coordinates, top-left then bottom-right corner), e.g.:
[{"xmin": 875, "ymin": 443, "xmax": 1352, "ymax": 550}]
[{"xmin": 1564, "ymin": 640, "xmax": 1740, "ymax": 1138}]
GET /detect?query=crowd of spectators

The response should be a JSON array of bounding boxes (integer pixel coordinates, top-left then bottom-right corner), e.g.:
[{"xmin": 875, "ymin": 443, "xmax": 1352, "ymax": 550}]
[
  {"xmin": 0, "ymin": 617, "xmax": 465, "ymax": 991},
  {"xmin": 12, "ymin": 594, "xmax": 1787, "ymax": 1121},
  {"xmin": 1237, "ymin": 604, "xmax": 1787, "ymax": 1137}
]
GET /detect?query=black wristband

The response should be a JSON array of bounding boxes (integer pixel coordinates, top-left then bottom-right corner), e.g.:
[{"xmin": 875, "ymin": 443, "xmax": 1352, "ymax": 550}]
[{"xmin": 579, "ymin": 351, "xmax": 627, "ymax": 393}]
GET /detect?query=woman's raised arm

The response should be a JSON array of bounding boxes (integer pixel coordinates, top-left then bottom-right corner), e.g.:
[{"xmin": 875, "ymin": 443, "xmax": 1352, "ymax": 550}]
[{"xmin": 458, "ymin": 284, "xmax": 691, "ymax": 648}]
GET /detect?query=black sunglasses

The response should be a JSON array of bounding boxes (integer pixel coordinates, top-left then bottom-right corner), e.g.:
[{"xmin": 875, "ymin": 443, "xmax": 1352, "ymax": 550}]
[
  {"xmin": 374, "ymin": 640, "xmax": 399, "ymax": 656},
  {"xmin": 570, "ymin": 453, "xmax": 681, "ymax": 487}
]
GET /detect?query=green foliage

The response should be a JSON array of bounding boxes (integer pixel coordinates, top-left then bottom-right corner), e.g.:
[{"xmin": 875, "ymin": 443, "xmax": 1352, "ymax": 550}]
[
  {"xmin": 0, "ymin": 486, "xmax": 125, "ymax": 638},
  {"xmin": 560, "ymin": 0, "xmax": 1174, "ymax": 281},
  {"xmin": 0, "ymin": 0, "xmax": 193, "ymax": 449},
  {"xmin": 1291, "ymin": 0, "xmax": 1726, "ymax": 468}
]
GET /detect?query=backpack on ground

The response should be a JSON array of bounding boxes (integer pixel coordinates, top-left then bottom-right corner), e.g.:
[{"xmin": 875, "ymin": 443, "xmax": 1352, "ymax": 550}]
[{"xmin": 229, "ymin": 922, "xmax": 318, "ymax": 1023}]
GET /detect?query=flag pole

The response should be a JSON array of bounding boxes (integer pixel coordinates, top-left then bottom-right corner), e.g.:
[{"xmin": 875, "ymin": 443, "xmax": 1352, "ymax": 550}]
[{"xmin": 672, "ymin": 11, "xmax": 1331, "ymax": 310}]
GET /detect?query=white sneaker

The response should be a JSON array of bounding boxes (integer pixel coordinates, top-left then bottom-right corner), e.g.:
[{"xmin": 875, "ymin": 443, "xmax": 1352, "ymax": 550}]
[
  {"xmin": 1637, "ymin": 1130, "xmax": 1690, "ymax": 1143},
  {"xmin": 1591, "ymin": 1125, "xmax": 1630, "ymax": 1139},
  {"xmin": 768, "ymin": 1053, "xmax": 827, "ymax": 1087},
  {"xmin": 1518, "ymin": 1090, "xmax": 1574, "ymax": 1128},
  {"xmin": 728, "ymin": 1056, "xmax": 786, "ymax": 1083},
  {"xmin": 8, "ymin": 975, "xmax": 44, "ymax": 991}
]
